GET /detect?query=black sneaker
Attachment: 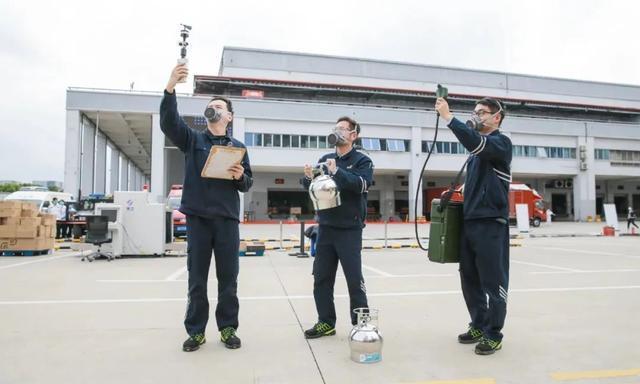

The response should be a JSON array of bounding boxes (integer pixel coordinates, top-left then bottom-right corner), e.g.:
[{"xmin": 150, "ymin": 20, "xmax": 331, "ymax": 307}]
[
  {"xmin": 220, "ymin": 327, "xmax": 241, "ymax": 349},
  {"xmin": 458, "ymin": 327, "xmax": 483, "ymax": 344},
  {"xmin": 475, "ymin": 337, "xmax": 502, "ymax": 355},
  {"xmin": 182, "ymin": 333, "xmax": 206, "ymax": 352},
  {"xmin": 304, "ymin": 322, "xmax": 336, "ymax": 339}
]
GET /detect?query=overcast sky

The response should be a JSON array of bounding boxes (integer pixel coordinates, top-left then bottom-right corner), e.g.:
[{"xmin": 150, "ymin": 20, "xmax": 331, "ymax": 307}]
[{"xmin": 1, "ymin": 0, "xmax": 638, "ymax": 184}]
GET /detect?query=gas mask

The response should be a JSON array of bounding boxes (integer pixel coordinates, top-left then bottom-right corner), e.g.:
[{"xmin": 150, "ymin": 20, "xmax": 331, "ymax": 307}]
[
  {"xmin": 204, "ymin": 107, "xmax": 222, "ymax": 123},
  {"xmin": 327, "ymin": 128, "xmax": 349, "ymax": 146},
  {"xmin": 466, "ymin": 104, "xmax": 503, "ymax": 131}
]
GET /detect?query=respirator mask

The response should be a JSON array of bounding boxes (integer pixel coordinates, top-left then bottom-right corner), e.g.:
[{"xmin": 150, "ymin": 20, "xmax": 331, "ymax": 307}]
[
  {"xmin": 204, "ymin": 107, "xmax": 222, "ymax": 123},
  {"xmin": 465, "ymin": 103, "xmax": 503, "ymax": 131}
]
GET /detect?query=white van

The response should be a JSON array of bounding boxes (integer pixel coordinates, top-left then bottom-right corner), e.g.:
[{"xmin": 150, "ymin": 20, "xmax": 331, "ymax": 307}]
[{"xmin": 4, "ymin": 190, "xmax": 76, "ymax": 212}]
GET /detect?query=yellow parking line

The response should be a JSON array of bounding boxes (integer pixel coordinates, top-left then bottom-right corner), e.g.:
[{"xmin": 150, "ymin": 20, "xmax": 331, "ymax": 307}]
[
  {"xmin": 407, "ymin": 378, "xmax": 495, "ymax": 384},
  {"xmin": 551, "ymin": 368, "xmax": 640, "ymax": 380}
]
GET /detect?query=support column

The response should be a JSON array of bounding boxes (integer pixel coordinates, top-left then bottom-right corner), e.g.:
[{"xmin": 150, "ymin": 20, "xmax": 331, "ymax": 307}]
[
  {"xmin": 573, "ymin": 136, "xmax": 596, "ymax": 221},
  {"xmin": 380, "ymin": 176, "xmax": 396, "ymax": 220},
  {"xmin": 109, "ymin": 145, "xmax": 120, "ymax": 193},
  {"xmin": 151, "ymin": 113, "xmax": 166, "ymax": 203},
  {"xmin": 120, "ymin": 157, "xmax": 129, "ymax": 191},
  {"xmin": 80, "ymin": 116, "xmax": 95, "ymax": 197},
  {"xmin": 64, "ymin": 110, "xmax": 82, "ymax": 199},
  {"xmin": 234, "ymin": 117, "xmax": 247, "ymax": 220},
  {"xmin": 95, "ymin": 130, "xmax": 107, "ymax": 194},
  {"xmin": 408, "ymin": 126, "xmax": 423, "ymax": 221}
]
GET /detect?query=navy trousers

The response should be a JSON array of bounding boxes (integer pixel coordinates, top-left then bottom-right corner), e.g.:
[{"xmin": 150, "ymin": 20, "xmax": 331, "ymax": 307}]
[
  {"xmin": 459, "ymin": 218, "xmax": 510, "ymax": 342},
  {"xmin": 313, "ymin": 225, "xmax": 368, "ymax": 327},
  {"xmin": 184, "ymin": 215, "xmax": 240, "ymax": 336}
]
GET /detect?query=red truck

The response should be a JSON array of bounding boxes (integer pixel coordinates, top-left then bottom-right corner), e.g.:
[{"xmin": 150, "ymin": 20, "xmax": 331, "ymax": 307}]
[
  {"xmin": 426, "ymin": 182, "xmax": 547, "ymax": 227},
  {"xmin": 508, "ymin": 183, "xmax": 547, "ymax": 227}
]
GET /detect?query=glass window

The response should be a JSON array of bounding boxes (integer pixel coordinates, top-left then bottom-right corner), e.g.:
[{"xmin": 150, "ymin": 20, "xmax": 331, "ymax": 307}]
[
  {"xmin": 309, "ymin": 136, "xmax": 318, "ymax": 149},
  {"xmin": 301, "ymin": 135, "xmax": 309, "ymax": 148},
  {"xmin": 291, "ymin": 135, "xmax": 299, "ymax": 148},
  {"xmin": 450, "ymin": 141, "xmax": 459, "ymax": 154},
  {"xmin": 386, "ymin": 139, "xmax": 405, "ymax": 152},
  {"xmin": 282, "ymin": 134, "xmax": 291, "ymax": 148},
  {"xmin": 386, "ymin": 140, "xmax": 395, "ymax": 151},
  {"xmin": 273, "ymin": 134, "xmax": 281, "ymax": 147},
  {"xmin": 244, "ymin": 133, "xmax": 254, "ymax": 146},
  {"xmin": 264, "ymin": 134, "xmax": 273, "ymax": 147},
  {"xmin": 319, "ymin": 136, "xmax": 327, "ymax": 148},
  {"xmin": 404, "ymin": 140, "xmax": 411, "ymax": 152},
  {"xmin": 362, "ymin": 138, "xmax": 381, "ymax": 151},
  {"xmin": 528, "ymin": 146, "xmax": 537, "ymax": 157}
]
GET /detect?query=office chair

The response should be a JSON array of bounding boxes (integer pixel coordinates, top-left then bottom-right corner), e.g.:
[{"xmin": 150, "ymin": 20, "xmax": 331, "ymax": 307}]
[{"xmin": 81, "ymin": 215, "xmax": 114, "ymax": 262}]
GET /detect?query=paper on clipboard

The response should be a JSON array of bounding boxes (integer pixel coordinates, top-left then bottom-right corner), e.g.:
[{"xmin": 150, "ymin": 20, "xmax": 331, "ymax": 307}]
[{"xmin": 200, "ymin": 145, "xmax": 246, "ymax": 180}]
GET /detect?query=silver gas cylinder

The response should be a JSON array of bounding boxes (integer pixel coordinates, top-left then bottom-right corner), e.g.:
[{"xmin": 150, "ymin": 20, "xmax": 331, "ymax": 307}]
[{"xmin": 349, "ymin": 308, "xmax": 383, "ymax": 363}]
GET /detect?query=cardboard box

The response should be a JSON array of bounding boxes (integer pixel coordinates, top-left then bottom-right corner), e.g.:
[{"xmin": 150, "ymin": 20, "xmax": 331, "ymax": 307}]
[
  {"xmin": 0, "ymin": 238, "xmax": 54, "ymax": 251},
  {"xmin": 37, "ymin": 225, "xmax": 55, "ymax": 239},
  {"xmin": 16, "ymin": 224, "xmax": 38, "ymax": 239},
  {"xmin": 0, "ymin": 208, "xmax": 22, "ymax": 218},
  {"xmin": 39, "ymin": 214, "xmax": 56, "ymax": 226},
  {"xmin": 0, "ymin": 225, "xmax": 17, "ymax": 238},
  {"xmin": 20, "ymin": 217, "xmax": 42, "ymax": 227},
  {"xmin": 0, "ymin": 201, "xmax": 22, "ymax": 210},
  {"xmin": 21, "ymin": 204, "xmax": 39, "ymax": 218},
  {"xmin": 0, "ymin": 217, "xmax": 20, "ymax": 226}
]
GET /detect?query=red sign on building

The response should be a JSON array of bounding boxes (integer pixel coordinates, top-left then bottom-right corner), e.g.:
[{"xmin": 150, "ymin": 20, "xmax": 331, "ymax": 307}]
[{"xmin": 242, "ymin": 89, "xmax": 265, "ymax": 98}]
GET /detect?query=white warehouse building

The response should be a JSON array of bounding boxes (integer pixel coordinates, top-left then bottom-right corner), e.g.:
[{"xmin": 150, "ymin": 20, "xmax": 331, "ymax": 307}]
[{"xmin": 65, "ymin": 47, "xmax": 640, "ymax": 222}]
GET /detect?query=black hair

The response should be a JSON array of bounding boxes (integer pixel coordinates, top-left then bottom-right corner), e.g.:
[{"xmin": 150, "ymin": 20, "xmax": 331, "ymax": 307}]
[
  {"xmin": 209, "ymin": 96, "xmax": 234, "ymax": 114},
  {"xmin": 476, "ymin": 98, "xmax": 505, "ymax": 127},
  {"xmin": 336, "ymin": 116, "xmax": 360, "ymax": 134}
]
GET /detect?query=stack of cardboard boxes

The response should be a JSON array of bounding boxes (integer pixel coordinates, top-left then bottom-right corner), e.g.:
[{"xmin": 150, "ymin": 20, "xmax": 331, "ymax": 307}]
[{"xmin": 0, "ymin": 201, "xmax": 56, "ymax": 252}]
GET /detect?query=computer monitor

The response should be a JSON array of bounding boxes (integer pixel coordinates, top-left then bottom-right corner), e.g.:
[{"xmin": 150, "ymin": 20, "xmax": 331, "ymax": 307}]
[{"xmin": 100, "ymin": 209, "xmax": 118, "ymax": 223}]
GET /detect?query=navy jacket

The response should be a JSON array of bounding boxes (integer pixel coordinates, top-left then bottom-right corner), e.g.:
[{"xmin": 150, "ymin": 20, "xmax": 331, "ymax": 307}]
[
  {"xmin": 160, "ymin": 91, "xmax": 253, "ymax": 221},
  {"xmin": 303, "ymin": 148, "xmax": 374, "ymax": 229},
  {"xmin": 448, "ymin": 117, "xmax": 512, "ymax": 220}
]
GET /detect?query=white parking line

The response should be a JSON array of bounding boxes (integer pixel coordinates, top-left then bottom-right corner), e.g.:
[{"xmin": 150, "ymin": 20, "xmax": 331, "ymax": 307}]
[
  {"xmin": 361, "ymin": 264, "xmax": 395, "ymax": 277},
  {"xmin": 531, "ymin": 269, "xmax": 640, "ymax": 275},
  {"xmin": 99, "ymin": 274, "xmax": 454, "ymax": 283},
  {"xmin": 165, "ymin": 265, "xmax": 187, "ymax": 281},
  {"xmin": 511, "ymin": 260, "xmax": 582, "ymax": 272},
  {"xmin": 529, "ymin": 246, "xmax": 640, "ymax": 260},
  {"xmin": 0, "ymin": 253, "xmax": 79, "ymax": 270},
  {"xmin": 97, "ymin": 279, "xmax": 188, "ymax": 283},
  {"xmin": 2, "ymin": 285, "xmax": 640, "ymax": 305}
]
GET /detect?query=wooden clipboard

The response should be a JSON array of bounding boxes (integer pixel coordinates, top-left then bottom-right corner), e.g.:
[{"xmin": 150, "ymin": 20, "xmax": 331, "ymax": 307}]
[{"xmin": 200, "ymin": 145, "xmax": 246, "ymax": 180}]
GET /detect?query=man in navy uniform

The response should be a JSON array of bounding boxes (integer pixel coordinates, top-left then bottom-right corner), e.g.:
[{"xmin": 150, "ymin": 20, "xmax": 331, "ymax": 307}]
[
  {"xmin": 302, "ymin": 116, "xmax": 373, "ymax": 338},
  {"xmin": 435, "ymin": 97, "xmax": 512, "ymax": 355},
  {"xmin": 161, "ymin": 63, "xmax": 253, "ymax": 351}
]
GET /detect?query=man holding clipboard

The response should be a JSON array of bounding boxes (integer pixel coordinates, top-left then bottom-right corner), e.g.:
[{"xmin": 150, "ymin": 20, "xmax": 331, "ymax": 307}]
[{"xmin": 160, "ymin": 63, "xmax": 253, "ymax": 352}]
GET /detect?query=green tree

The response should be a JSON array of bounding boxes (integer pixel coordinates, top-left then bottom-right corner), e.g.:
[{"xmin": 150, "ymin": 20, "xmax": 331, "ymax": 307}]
[{"xmin": 0, "ymin": 183, "xmax": 23, "ymax": 193}]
